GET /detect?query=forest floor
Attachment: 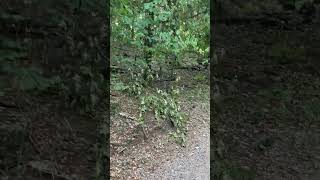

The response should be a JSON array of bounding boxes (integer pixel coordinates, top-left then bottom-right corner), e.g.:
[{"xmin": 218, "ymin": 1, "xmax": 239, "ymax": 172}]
[
  {"xmin": 0, "ymin": 93, "xmax": 100, "ymax": 180},
  {"xmin": 214, "ymin": 21, "xmax": 320, "ymax": 179},
  {"xmin": 1, "ymin": 1, "xmax": 105, "ymax": 179},
  {"xmin": 110, "ymin": 69, "xmax": 210, "ymax": 180}
]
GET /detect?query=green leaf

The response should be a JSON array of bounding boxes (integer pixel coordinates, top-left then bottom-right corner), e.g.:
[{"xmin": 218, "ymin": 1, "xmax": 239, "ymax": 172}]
[{"xmin": 144, "ymin": 2, "xmax": 153, "ymax": 10}]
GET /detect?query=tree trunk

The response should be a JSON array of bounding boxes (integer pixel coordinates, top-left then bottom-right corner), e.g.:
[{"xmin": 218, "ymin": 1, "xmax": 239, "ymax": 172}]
[{"xmin": 144, "ymin": 0, "xmax": 153, "ymax": 68}]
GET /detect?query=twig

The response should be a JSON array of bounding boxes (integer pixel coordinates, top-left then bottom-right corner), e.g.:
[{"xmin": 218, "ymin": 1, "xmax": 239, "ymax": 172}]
[
  {"xmin": 119, "ymin": 112, "xmax": 136, "ymax": 121},
  {"xmin": 118, "ymin": 147, "xmax": 128, "ymax": 153},
  {"xmin": 141, "ymin": 125, "xmax": 148, "ymax": 140}
]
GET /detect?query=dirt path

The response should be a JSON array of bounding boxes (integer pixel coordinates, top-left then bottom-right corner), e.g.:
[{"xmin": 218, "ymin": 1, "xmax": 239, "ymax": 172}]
[
  {"xmin": 143, "ymin": 101, "xmax": 210, "ymax": 180},
  {"xmin": 111, "ymin": 86, "xmax": 210, "ymax": 180}
]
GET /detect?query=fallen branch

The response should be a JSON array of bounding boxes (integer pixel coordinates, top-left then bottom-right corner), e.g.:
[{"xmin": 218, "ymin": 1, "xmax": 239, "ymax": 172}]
[{"xmin": 119, "ymin": 112, "xmax": 136, "ymax": 121}]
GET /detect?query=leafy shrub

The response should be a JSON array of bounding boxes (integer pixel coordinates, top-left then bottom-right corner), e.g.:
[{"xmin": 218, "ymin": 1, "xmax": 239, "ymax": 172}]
[
  {"xmin": 111, "ymin": 63, "xmax": 187, "ymax": 144},
  {"xmin": 111, "ymin": 0, "xmax": 209, "ymax": 145},
  {"xmin": 138, "ymin": 88, "xmax": 186, "ymax": 144}
]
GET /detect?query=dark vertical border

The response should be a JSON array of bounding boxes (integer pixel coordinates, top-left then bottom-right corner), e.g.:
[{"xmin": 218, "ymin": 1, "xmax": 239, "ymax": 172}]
[
  {"xmin": 96, "ymin": 0, "xmax": 110, "ymax": 179},
  {"xmin": 210, "ymin": 0, "xmax": 216, "ymax": 178},
  {"xmin": 106, "ymin": 0, "xmax": 110, "ymax": 178}
]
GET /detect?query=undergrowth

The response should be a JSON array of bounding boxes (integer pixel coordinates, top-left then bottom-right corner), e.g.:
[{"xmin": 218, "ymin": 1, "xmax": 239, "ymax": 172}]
[
  {"xmin": 111, "ymin": 65, "xmax": 187, "ymax": 144},
  {"xmin": 138, "ymin": 88, "xmax": 187, "ymax": 144}
]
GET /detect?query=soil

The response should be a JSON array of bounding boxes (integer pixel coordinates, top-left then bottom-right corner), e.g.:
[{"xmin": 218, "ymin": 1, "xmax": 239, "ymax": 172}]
[{"xmin": 144, "ymin": 101, "xmax": 210, "ymax": 180}]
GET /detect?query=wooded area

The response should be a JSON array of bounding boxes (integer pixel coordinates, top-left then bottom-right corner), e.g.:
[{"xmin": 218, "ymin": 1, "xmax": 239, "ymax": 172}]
[
  {"xmin": 110, "ymin": 0, "xmax": 210, "ymax": 179},
  {"xmin": 1, "ymin": 0, "xmax": 108, "ymax": 179},
  {"xmin": 1, "ymin": 0, "xmax": 320, "ymax": 179},
  {"xmin": 212, "ymin": 0, "xmax": 320, "ymax": 179}
]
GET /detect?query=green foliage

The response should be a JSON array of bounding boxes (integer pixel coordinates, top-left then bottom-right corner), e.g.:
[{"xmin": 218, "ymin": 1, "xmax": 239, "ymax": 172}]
[
  {"xmin": 0, "ymin": 37, "xmax": 60, "ymax": 93},
  {"xmin": 112, "ymin": 58, "xmax": 154, "ymax": 95},
  {"xmin": 138, "ymin": 88, "xmax": 187, "ymax": 144},
  {"xmin": 111, "ymin": 81, "xmax": 129, "ymax": 92},
  {"xmin": 127, "ymin": 63, "xmax": 154, "ymax": 95},
  {"xmin": 111, "ymin": 0, "xmax": 209, "ymax": 66},
  {"xmin": 193, "ymin": 73, "xmax": 207, "ymax": 82},
  {"xmin": 111, "ymin": 0, "xmax": 209, "ymax": 144},
  {"xmin": 111, "ymin": 66, "xmax": 186, "ymax": 143}
]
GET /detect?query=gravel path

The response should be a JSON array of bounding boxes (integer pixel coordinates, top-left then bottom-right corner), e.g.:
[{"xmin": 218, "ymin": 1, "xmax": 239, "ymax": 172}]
[{"xmin": 142, "ymin": 102, "xmax": 210, "ymax": 180}]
